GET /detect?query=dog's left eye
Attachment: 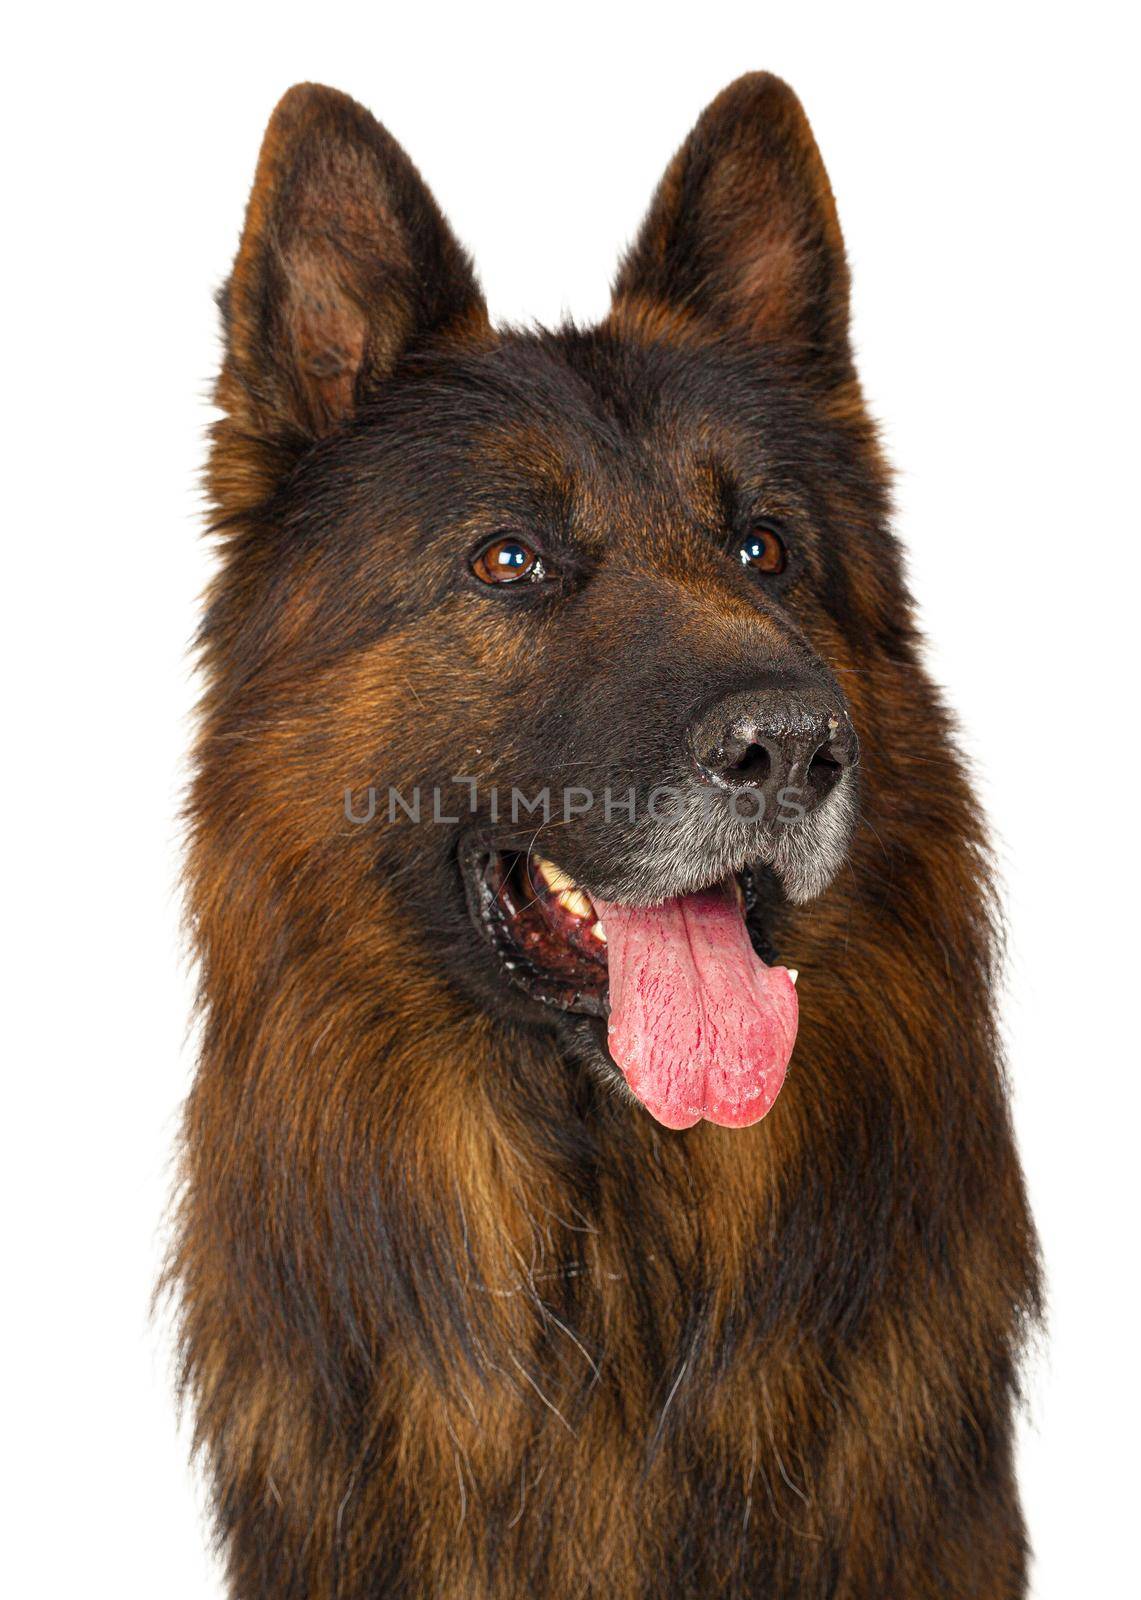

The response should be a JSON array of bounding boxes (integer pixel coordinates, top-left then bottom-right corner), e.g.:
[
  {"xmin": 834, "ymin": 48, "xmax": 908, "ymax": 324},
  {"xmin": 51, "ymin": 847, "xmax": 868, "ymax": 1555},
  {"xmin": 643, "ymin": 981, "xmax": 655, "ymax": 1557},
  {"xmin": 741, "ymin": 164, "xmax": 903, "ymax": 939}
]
[
  {"xmin": 738, "ymin": 524, "xmax": 788, "ymax": 575},
  {"xmin": 471, "ymin": 536, "xmax": 544, "ymax": 586}
]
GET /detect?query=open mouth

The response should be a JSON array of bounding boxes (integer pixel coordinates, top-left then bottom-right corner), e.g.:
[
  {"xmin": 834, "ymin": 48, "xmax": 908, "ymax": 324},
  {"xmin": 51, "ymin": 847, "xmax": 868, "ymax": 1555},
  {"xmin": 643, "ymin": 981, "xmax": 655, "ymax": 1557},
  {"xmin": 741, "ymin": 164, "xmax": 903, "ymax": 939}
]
[
  {"xmin": 461, "ymin": 842, "xmax": 799, "ymax": 1130},
  {"xmin": 464, "ymin": 848, "xmax": 611, "ymax": 1015}
]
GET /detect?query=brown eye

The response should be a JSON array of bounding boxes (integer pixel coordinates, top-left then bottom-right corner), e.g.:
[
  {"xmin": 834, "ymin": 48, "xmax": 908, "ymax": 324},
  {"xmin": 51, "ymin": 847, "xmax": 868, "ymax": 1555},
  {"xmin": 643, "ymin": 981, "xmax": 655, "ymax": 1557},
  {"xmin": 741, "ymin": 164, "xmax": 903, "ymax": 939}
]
[
  {"xmin": 471, "ymin": 536, "xmax": 543, "ymax": 585},
  {"xmin": 739, "ymin": 525, "xmax": 787, "ymax": 575}
]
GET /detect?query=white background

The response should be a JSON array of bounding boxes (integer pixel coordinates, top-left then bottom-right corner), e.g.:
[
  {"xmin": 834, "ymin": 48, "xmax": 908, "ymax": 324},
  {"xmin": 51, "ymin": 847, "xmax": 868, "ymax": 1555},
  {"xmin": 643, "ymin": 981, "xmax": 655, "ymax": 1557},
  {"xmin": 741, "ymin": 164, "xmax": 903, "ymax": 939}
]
[{"xmin": 5, "ymin": 3, "xmax": 1137, "ymax": 1594}]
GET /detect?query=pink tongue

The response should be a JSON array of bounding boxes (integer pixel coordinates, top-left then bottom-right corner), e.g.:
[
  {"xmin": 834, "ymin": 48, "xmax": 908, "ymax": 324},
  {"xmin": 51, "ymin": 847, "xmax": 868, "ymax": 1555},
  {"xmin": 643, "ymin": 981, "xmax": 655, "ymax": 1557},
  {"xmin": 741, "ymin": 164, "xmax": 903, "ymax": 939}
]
[{"xmin": 593, "ymin": 885, "xmax": 798, "ymax": 1131}]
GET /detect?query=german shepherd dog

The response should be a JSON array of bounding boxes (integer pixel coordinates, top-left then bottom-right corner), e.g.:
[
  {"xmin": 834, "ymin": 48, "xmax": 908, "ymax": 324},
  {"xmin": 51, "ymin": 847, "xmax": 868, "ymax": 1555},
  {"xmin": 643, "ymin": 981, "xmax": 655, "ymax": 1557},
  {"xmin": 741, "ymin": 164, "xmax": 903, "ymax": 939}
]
[{"xmin": 171, "ymin": 74, "xmax": 1041, "ymax": 1598}]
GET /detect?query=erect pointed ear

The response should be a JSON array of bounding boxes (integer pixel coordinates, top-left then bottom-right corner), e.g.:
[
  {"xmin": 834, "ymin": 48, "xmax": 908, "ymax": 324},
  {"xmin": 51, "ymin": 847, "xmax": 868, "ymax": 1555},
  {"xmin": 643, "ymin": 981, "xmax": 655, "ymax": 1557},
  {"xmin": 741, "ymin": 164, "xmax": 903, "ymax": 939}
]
[
  {"xmin": 214, "ymin": 84, "xmax": 488, "ymax": 504},
  {"xmin": 612, "ymin": 74, "xmax": 850, "ymax": 367}
]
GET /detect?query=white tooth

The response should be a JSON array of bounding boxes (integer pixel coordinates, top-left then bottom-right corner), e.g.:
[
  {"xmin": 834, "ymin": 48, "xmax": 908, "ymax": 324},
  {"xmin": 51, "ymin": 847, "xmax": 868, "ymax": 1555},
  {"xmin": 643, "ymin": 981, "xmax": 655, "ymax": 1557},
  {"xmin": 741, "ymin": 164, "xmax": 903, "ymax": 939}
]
[
  {"xmin": 787, "ymin": 968, "xmax": 799, "ymax": 986},
  {"xmin": 591, "ymin": 920, "xmax": 607, "ymax": 944},
  {"xmin": 533, "ymin": 854, "xmax": 576, "ymax": 896},
  {"xmin": 558, "ymin": 886, "xmax": 593, "ymax": 920}
]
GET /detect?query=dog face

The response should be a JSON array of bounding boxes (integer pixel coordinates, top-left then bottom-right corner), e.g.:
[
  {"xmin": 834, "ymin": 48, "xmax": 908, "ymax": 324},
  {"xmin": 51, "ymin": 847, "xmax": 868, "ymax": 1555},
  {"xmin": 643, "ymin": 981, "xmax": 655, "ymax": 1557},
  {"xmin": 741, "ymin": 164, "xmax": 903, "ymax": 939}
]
[{"xmin": 204, "ymin": 77, "xmax": 905, "ymax": 1129}]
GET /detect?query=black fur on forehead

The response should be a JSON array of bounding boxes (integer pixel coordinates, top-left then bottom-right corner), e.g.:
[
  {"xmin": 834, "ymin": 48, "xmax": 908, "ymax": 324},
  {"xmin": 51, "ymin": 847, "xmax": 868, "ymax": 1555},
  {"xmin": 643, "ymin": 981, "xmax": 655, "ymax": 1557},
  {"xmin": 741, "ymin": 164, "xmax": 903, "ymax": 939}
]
[
  {"xmin": 341, "ymin": 322, "xmax": 886, "ymax": 487},
  {"xmin": 226, "ymin": 324, "xmax": 898, "ymax": 651}
]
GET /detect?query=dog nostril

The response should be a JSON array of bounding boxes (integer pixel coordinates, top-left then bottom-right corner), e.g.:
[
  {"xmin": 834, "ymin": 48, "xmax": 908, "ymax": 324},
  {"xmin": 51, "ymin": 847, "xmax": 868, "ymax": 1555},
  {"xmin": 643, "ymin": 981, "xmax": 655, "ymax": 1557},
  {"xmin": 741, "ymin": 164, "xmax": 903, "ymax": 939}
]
[
  {"xmin": 728, "ymin": 742, "xmax": 772, "ymax": 785},
  {"xmin": 806, "ymin": 748, "xmax": 843, "ymax": 799},
  {"xmin": 691, "ymin": 690, "xmax": 855, "ymax": 807}
]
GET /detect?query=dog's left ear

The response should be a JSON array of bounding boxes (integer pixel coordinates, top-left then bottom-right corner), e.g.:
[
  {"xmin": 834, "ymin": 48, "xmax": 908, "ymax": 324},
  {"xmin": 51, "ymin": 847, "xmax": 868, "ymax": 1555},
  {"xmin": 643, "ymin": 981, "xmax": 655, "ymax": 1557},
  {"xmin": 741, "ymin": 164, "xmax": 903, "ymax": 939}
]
[
  {"xmin": 613, "ymin": 74, "xmax": 850, "ymax": 369},
  {"xmin": 214, "ymin": 83, "xmax": 487, "ymax": 506}
]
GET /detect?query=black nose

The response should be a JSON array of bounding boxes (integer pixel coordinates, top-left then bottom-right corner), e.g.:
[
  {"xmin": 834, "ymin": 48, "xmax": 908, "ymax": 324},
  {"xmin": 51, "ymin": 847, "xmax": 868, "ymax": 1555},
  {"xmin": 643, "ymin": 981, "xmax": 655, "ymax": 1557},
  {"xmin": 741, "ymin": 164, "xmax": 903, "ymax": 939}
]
[{"xmin": 690, "ymin": 684, "xmax": 857, "ymax": 818}]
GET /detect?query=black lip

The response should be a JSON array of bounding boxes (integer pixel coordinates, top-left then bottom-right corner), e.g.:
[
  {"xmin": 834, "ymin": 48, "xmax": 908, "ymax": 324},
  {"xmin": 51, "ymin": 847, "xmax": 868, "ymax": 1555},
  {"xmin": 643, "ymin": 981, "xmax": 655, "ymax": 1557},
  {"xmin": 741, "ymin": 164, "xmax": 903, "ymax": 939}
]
[{"xmin": 459, "ymin": 833, "xmax": 782, "ymax": 1017}]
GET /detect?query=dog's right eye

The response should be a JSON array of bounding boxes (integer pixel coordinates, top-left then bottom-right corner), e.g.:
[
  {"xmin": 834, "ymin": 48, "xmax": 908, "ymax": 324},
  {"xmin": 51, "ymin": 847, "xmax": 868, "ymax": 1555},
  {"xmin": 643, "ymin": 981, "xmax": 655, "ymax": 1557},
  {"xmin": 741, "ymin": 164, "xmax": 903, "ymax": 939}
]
[{"xmin": 471, "ymin": 536, "xmax": 544, "ymax": 586}]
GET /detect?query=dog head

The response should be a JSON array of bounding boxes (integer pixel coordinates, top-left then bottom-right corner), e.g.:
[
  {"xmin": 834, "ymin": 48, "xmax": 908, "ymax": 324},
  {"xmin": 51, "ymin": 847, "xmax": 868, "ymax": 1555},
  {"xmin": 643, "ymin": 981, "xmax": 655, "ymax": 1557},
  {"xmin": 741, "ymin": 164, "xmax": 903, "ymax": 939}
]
[{"xmin": 201, "ymin": 77, "xmax": 906, "ymax": 1130}]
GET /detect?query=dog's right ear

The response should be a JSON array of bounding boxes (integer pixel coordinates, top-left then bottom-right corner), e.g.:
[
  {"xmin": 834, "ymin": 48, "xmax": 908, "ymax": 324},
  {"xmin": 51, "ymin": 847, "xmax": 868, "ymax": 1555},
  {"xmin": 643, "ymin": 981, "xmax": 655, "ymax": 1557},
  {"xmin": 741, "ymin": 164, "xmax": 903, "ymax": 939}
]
[{"xmin": 213, "ymin": 84, "xmax": 487, "ymax": 508}]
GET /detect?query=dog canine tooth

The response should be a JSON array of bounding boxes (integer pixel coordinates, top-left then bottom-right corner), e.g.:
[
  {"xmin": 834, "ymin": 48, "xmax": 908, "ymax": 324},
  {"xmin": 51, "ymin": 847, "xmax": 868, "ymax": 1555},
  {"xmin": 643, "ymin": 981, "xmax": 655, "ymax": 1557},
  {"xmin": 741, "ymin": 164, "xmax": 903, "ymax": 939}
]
[
  {"xmin": 557, "ymin": 886, "xmax": 593, "ymax": 920},
  {"xmin": 533, "ymin": 854, "xmax": 577, "ymax": 896},
  {"xmin": 591, "ymin": 920, "xmax": 607, "ymax": 944},
  {"xmin": 787, "ymin": 967, "xmax": 799, "ymax": 986},
  {"xmin": 533, "ymin": 857, "xmax": 594, "ymax": 921}
]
